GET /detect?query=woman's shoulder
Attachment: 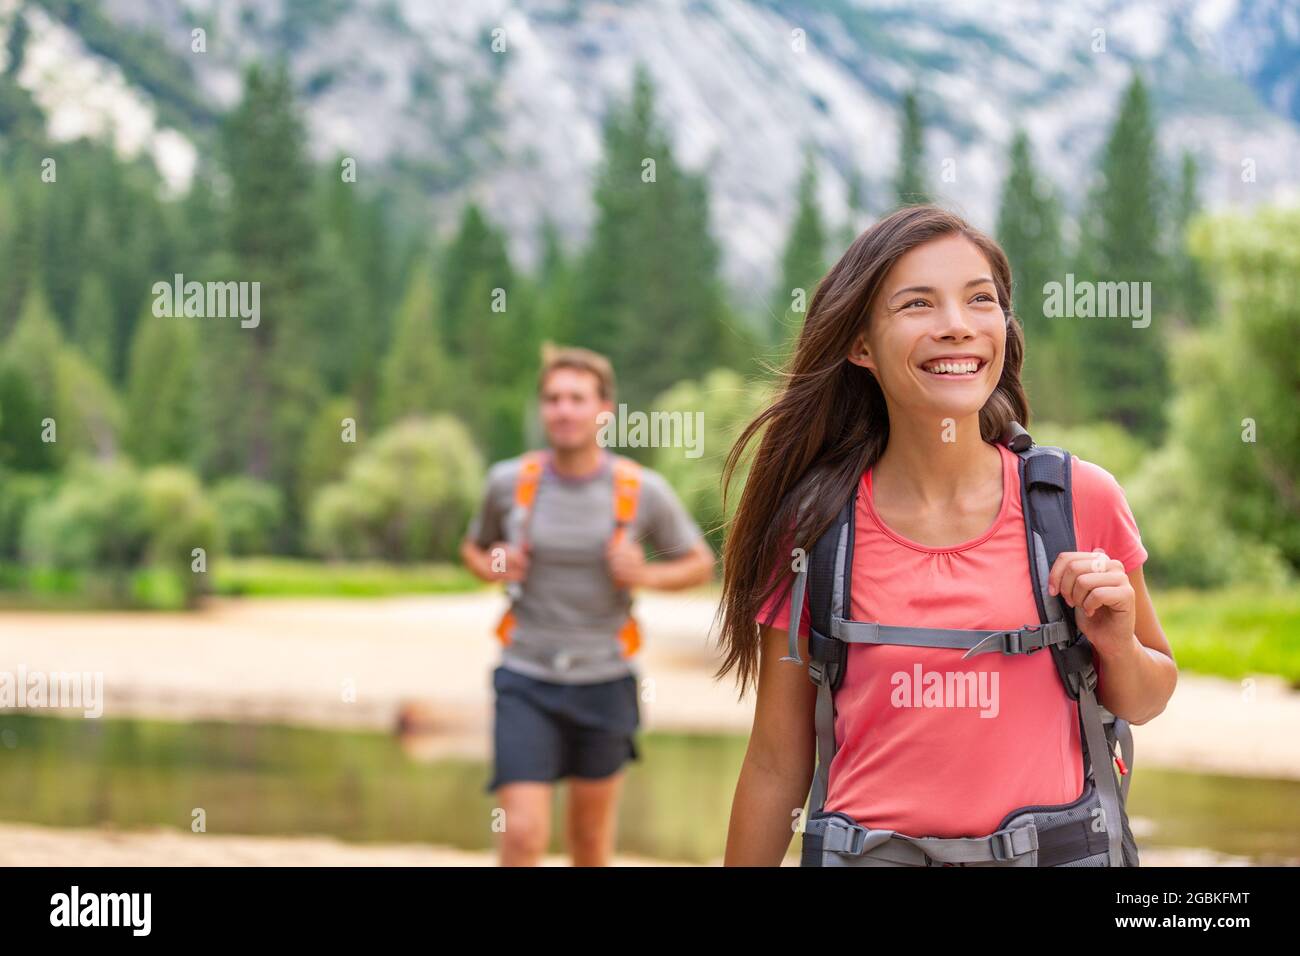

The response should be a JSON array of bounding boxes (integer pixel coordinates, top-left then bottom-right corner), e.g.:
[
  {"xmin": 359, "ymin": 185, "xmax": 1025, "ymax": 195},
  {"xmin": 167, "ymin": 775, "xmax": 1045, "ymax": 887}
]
[
  {"xmin": 1068, "ymin": 454, "xmax": 1127, "ymax": 500},
  {"xmin": 1064, "ymin": 454, "xmax": 1148, "ymax": 571}
]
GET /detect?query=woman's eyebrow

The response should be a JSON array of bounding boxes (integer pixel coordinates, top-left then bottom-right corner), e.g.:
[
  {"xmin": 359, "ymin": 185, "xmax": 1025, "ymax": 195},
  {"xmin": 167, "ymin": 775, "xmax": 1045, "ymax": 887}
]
[{"xmin": 888, "ymin": 276, "xmax": 996, "ymax": 302}]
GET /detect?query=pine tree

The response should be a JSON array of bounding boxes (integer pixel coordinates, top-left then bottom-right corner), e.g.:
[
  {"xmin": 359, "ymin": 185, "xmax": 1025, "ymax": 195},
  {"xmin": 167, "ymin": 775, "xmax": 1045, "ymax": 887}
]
[
  {"xmin": 894, "ymin": 87, "xmax": 929, "ymax": 206},
  {"xmin": 837, "ymin": 166, "xmax": 868, "ymax": 249},
  {"xmin": 1170, "ymin": 150, "xmax": 1211, "ymax": 328},
  {"xmin": 378, "ymin": 265, "xmax": 454, "ymax": 424},
  {"xmin": 124, "ymin": 315, "xmax": 198, "ymax": 465},
  {"xmin": 572, "ymin": 64, "xmax": 740, "ymax": 409},
  {"xmin": 773, "ymin": 150, "xmax": 827, "ymax": 348},
  {"xmin": 72, "ymin": 273, "xmax": 115, "ymax": 375},
  {"xmin": 214, "ymin": 62, "xmax": 325, "ymax": 518},
  {"xmin": 1076, "ymin": 72, "xmax": 1169, "ymax": 441},
  {"xmin": 995, "ymin": 130, "xmax": 1073, "ymax": 424}
]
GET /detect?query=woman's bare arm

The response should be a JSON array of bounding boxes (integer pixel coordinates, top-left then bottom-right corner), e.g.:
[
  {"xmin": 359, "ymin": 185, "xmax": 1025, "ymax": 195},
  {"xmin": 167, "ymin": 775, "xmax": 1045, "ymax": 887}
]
[{"xmin": 724, "ymin": 625, "xmax": 818, "ymax": 866}]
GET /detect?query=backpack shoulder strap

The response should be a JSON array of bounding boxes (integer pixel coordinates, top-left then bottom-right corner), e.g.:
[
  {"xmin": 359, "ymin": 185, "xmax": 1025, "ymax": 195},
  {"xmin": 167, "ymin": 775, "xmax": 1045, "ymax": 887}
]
[
  {"xmin": 1015, "ymin": 443, "xmax": 1095, "ymax": 700},
  {"xmin": 510, "ymin": 450, "xmax": 549, "ymax": 548},
  {"xmin": 1016, "ymin": 440, "xmax": 1130, "ymax": 866},
  {"xmin": 610, "ymin": 454, "xmax": 643, "ymax": 545}
]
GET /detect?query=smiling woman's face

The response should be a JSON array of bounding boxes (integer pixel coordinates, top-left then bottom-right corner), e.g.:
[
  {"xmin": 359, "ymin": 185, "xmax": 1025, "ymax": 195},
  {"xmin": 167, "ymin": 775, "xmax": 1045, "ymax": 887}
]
[{"xmin": 850, "ymin": 232, "xmax": 1007, "ymax": 421}]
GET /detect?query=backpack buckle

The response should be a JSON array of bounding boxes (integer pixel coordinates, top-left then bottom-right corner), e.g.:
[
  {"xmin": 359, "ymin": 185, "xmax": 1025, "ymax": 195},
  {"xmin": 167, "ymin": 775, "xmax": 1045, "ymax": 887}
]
[
  {"xmin": 823, "ymin": 820, "xmax": 869, "ymax": 856},
  {"xmin": 990, "ymin": 829, "xmax": 1019, "ymax": 863}
]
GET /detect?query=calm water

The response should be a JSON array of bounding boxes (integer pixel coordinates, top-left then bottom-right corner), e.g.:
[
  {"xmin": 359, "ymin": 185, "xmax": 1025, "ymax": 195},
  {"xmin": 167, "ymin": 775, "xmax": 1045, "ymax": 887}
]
[{"xmin": 1, "ymin": 713, "xmax": 1297, "ymax": 864}]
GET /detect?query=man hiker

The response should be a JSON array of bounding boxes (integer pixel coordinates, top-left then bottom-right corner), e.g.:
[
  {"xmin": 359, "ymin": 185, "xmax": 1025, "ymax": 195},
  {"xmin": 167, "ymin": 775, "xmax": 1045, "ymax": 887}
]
[{"xmin": 461, "ymin": 345, "xmax": 715, "ymax": 866}]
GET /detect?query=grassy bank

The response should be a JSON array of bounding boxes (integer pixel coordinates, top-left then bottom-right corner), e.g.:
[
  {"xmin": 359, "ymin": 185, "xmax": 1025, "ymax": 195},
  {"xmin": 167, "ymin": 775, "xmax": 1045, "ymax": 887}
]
[
  {"xmin": 1155, "ymin": 587, "xmax": 1300, "ymax": 688},
  {"xmin": 212, "ymin": 558, "xmax": 484, "ymax": 598}
]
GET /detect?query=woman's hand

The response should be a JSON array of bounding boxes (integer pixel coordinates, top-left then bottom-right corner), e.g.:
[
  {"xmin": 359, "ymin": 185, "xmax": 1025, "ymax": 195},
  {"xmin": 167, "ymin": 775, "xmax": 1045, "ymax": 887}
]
[{"xmin": 1047, "ymin": 549, "xmax": 1136, "ymax": 653}]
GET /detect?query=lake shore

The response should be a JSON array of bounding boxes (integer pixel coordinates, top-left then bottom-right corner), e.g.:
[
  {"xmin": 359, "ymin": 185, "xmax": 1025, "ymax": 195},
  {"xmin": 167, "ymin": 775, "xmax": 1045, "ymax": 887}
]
[{"xmin": 1, "ymin": 592, "xmax": 1298, "ymax": 780}]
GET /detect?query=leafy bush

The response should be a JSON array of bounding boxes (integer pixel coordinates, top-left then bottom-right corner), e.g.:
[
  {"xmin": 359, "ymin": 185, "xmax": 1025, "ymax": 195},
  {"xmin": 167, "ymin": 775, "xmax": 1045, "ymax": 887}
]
[
  {"xmin": 0, "ymin": 470, "xmax": 55, "ymax": 559},
  {"xmin": 213, "ymin": 477, "xmax": 285, "ymax": 555},
  {"xmin": 1027, "ymin": 420, "xmax": 1148, "ymax": 484},
  {"xmin": 307, "ymin": 415, "xmax": 484, "ymax": 562},
  {"xmin": 21, "ymin": 459, "xmax": 219, "ymax": 606},
  {"xmin": 651, "ymin": 368, "xmax": 774, "ymax": 547},
  {"xmin": 1126, "ymin": 442, "xmax": 1291, "ymax": 590}
]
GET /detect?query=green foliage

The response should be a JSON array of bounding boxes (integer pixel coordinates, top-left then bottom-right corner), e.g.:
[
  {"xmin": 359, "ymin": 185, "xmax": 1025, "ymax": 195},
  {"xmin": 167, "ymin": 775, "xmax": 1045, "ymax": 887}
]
[
  {"xmin": 1, "ymin": 287, "xmax": 121, "ymax": 463},
  {"xmin": 1169, "ymin": 151, "xmax": 1211, "ymax": 327},
  {"xmin": 0, "ymin": 470, "xmax": 55, "ymax": 559},
  {"xmin": 378, "ymin": 267, "xmax": 454, "ymax": 424},
  {"xmin": 218, "ymin": 62, "xmax": 324, "ymax": 501},
  {"xmin": 124, "ymin": 315, "xmax": 197, "ymax": 465},
  {"xmin": 1170, "ymin": 205, "xmax": 1300, "ymax": 570},
  {"xmin": 1028, "ymin": 420, "xmax": 1148, "ymax": 484},
  {"xmin": 572, "ymin": 65, "xmax": 746, "ymax": 409},
  {"xmin": 651, "ymin": 368, "xmax": 774, "ymax": 549},
  {"xmin": 1074, "ymin": 73, "xmax": 1169, "ymax": 441},
  {"xmin": 21, "ymin": 458, "xmax": 218, "ymax": 605},
  {"xmin": 213, "ymin": 557, "xmax": 482, "ymax": 597},
  {"xmin": 22, "ymin": 459, "xmax": 152, "ymax": 571},
  {"xmin": 1126, "ymin": 442, "xmax": 1291, "ymax": 589},
  {"xmin": 307, "ymin": 416, "xmax": 484, "ymax": 562},
  {"xmin": 212, "ymin": 477, "xmax": 285, "ymax": 556},
  {"xmin": 773, "ymin": 150, "xmax": 827, "ymax": 350},
  {"xmin": 72, "ymin": 273, "xmax": 115, "ymax": 373},
  {"xmin": 997, "ymin": 130, "xmax": 1075, "ymax": 424},
  {"xmin": 894, "ymin": 86, "xmax": 928, "ymax": 205},
  {"xmin": 1153, "ymin": 586, "xmax": 1300, "ymax": 686}
]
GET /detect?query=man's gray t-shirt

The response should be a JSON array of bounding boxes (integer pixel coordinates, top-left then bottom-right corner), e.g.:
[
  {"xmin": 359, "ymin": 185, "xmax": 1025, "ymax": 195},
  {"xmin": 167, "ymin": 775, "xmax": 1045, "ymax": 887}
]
[{"xmin": 466, "ymin": 451, "xmax": 705, "ymax": 684}]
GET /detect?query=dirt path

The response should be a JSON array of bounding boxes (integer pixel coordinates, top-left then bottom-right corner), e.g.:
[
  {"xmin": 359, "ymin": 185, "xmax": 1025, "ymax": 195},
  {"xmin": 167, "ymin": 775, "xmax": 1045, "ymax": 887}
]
[{"xmin": 1, "ymin": 591, "xmax": 1298, "ymax": 779}]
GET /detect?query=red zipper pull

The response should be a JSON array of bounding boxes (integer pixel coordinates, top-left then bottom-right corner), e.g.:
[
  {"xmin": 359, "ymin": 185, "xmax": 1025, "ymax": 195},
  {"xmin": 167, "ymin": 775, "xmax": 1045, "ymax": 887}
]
[{"xmin": 1114, "ymin": 756, "xmax": 1128, "ymax": 776}]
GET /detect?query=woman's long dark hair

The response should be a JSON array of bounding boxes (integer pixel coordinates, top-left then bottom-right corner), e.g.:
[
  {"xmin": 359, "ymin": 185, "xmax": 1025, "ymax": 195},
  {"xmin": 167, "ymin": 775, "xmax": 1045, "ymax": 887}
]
[{"xmin": 716, "ymin": 205, "xmax": 1031, "ymax": 693}]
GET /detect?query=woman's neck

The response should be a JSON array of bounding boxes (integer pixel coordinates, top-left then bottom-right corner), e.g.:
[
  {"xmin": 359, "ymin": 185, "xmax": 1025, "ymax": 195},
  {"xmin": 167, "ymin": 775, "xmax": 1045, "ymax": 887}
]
[{"xmin": 872, "ymin": 413, "xmax": 1000, "ymax": 510}]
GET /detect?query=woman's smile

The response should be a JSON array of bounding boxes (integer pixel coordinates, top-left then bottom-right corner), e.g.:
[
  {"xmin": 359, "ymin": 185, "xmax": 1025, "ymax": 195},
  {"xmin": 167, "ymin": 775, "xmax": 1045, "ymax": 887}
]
[{"xmin": 917, "ymin": 353, "xmax": 988, "ymax": 380}]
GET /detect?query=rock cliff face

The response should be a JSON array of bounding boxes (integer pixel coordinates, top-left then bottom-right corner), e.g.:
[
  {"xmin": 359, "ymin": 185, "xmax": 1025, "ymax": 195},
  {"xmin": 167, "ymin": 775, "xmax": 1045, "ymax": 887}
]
[{"xmin": 5, "ymin": 0, "xmax": 1298, "ymax": 293}]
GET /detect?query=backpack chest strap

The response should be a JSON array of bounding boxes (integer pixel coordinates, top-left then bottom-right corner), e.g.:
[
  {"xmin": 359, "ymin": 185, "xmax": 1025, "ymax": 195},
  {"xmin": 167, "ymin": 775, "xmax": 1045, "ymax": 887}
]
[{"xmin": 830, "ymin": 617, "xmax": 1073, "ymax": 659}]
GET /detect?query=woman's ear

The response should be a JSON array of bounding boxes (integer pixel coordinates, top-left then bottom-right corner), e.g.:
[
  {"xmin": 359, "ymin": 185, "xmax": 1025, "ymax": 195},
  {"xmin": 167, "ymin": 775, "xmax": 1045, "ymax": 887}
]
[{"xmin": 845, "ymin": 332, "xmax": 876, "ymax": 373}]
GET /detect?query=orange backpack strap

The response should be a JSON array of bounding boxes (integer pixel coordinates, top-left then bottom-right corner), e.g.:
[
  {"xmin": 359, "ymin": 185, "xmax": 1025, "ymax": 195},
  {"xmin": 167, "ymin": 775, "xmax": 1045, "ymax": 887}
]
[
  {"xmin": 512, "ymin": 450, "xmax": 548, "ymax": 539},
  {"xmin": 610, "ymin": 455, "xmax": 642, "ymax": 546},
  {"xmin": 610, "ymin": 456, "xmax": 644, "ymax": 657},
  {"xmin": 496, "ymin": 451, "xmax": 548, "ymax": 645}
]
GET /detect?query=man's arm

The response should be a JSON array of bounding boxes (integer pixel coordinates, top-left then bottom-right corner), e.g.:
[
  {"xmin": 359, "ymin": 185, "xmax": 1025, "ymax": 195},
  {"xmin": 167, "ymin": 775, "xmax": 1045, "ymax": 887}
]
[
  {"xmin": 606, "ymin": 469, "xmax": 714, "ymax": 590},
  {"xmin": 608, "ymin": 537, "xmax": 714, "ymax": 590},
  {"xmin": 460, "ymin": 462, "xmax": 527, "ymax": 584}
]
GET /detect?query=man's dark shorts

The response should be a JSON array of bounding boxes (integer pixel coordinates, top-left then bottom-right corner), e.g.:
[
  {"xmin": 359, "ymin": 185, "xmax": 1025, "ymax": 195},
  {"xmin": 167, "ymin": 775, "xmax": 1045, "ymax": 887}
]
[{"xmin": 487, "ymin": 664, "xmax": 641, "ymax": 791}]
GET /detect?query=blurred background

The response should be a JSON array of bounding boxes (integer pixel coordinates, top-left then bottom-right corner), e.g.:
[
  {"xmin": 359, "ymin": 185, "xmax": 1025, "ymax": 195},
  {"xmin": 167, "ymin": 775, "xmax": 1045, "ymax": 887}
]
[{"xmin": 0, "ymin": 0, "xmax": 1296, "ymax": 865}]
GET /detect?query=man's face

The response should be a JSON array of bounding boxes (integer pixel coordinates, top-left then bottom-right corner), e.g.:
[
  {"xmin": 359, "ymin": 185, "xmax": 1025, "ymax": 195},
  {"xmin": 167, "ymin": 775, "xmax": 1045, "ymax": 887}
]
[{"xmin": 539, "ymin": 367, "xmax": 612, "ymax": 452}]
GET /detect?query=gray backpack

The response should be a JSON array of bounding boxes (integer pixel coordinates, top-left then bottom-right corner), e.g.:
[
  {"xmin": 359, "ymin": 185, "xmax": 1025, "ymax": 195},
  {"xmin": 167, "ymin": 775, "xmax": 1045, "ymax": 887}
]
[{"xmin": 785, "ymin": 423, "xmax": 1140, "ymax": 866}]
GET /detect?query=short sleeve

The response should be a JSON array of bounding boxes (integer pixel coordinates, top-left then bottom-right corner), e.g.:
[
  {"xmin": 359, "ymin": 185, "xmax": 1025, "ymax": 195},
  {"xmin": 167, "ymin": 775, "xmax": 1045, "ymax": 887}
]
[
  {"xmin": 1070, "ymin": 456, "xmax": 1148, "ymax": 573},
  {"xmin": 755, "ymin": 530, "xmax": 811, "ymax": 638},
  {"xmin": 636, "ymin": 469, "xmax": 705, "ymax": 560},
  {"xmin": 465, "ymin": 460, "xmax": 516, "ymax": 548}
]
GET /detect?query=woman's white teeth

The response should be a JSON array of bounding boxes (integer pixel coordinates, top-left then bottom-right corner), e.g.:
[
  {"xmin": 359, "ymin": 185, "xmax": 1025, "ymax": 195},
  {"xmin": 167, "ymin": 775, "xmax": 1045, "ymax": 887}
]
[{"xmin": 924, "ymin": 359, "xmax": 980, "ymax": 374}]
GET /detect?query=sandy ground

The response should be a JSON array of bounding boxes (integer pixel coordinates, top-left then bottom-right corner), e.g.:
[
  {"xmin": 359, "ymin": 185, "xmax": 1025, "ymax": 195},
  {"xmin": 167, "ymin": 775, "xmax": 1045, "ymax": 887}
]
[
  {"xmin": 0, "ymin": 590, "xmax": 1296, "ymax": 866},
  {"xmin": 0, "ymin": 821, "xmax": 1250, "ymax": 867}
]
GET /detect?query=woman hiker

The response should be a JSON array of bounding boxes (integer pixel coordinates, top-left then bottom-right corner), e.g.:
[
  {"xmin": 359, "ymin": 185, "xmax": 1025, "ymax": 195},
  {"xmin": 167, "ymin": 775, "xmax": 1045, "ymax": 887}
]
[{"xmin": 718, "ymin": 205, "xmax": 1177, "ymax": 867}]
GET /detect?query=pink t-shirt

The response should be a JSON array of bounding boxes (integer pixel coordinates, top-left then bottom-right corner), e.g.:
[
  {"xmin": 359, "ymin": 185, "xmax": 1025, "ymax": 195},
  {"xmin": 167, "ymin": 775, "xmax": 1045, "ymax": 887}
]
[{"xmin": 757, "ymin": 443, "xmax": 1147, "ymax": 838}]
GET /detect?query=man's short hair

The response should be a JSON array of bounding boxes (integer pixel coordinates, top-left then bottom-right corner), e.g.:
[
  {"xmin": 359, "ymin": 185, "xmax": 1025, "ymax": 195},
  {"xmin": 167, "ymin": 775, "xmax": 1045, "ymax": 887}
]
[{"xmin": 538, "ymin": 343, "xmax": 616, "ymax": 403}]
